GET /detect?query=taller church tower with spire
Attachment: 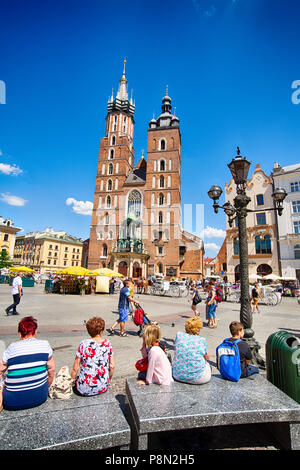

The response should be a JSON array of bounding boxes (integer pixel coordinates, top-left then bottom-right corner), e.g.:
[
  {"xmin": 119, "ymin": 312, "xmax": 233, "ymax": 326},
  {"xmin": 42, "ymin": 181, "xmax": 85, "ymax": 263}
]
[{"xmin": 88, "ymin": 63, "xmax": 204, "ymax": 279}]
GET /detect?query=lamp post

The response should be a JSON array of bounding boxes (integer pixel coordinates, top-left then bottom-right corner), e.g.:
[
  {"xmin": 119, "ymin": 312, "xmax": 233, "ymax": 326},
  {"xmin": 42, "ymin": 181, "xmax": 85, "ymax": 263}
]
[{"xmin": 208, "ymin": 147, "xmax": 287, "ymax": 369}]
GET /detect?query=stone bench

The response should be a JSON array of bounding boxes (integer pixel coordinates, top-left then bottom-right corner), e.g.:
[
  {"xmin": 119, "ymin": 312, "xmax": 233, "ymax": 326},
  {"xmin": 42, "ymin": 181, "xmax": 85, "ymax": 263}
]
[
  {"xmin": 125, "ymin": 374, "xmax": 300, "ymax": 450},
  {"xmin": 0, "ymin": 389, "xmax": 130, "ymax": 450}
]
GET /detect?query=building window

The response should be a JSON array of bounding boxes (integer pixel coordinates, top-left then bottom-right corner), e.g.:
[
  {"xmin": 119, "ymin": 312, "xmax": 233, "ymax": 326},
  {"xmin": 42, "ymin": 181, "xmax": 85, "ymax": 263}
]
[
  {"xmin": 103, "ymin": 244, "xmax": 108, "ymax": 257},
  {"xmin": 292, "ymin": 201, "xmax": 300, "ymax": 213},
  {"xmin": 158, "ymin": 211, "xmax": 163, "ymax": 224},
  {"xmin": 160, "ymin": 160, "xmax": 165, "ymax": 171},
  {"xmin": 108, "ymin": 163, "xmax": 113, "ymax": 175},
  {"xmin": 3, "ymin": 234, "xmax": 9, "ymax": 242},
  {"xmin": 105, "ymin": 213, "xmax": 109, "ymax": 225},
  {"xmin": 256, "ymin": 194, "xmax": 264, "ymax": 205},
  {"xmin": 48, "ymin": 259, "xmax": 51, "ymax": 265},
  {"xmin": 294, "ymin": 244, "xmax": 300, "ymax": 259},
  {"xmin": 256, "ymin": 213, "xmax": 266, "ymax": 225},
  {"xmin": 128, "ymin": 189, "xmax": 142, "ymax": 218},
  {"xmin": 294, "ymin": 221, "xmax": 300, "ymax": 233},
  {"xmin": 160, "ymin": 139, "xmax": 166, "ymax": 151},
  {"xmin": 109, "ymin": 149, "xmax": 114, "ymax": 159},
  {"xmin": 158, "ymin": 246, "xmax": 163, "ymax": 255},
  {"xmin": 107, "ymin": 195, "xmax": 111, "ymax": 208},
  {"xmin": 159, "ymin": 175, "xmax": 165, "ymax": 188},
  {"xmin": 159, "ymin": 193, "xmax": 164, "ymax": 206},
  {"xmin": 64, "ymin": 261, "xmax": 67, "ymax": 266},
  {"xmin": 158, "ymin": 263, "xmax": 163, "ymax": 273},
  {"xmin": 111, "ymin": 135, "xmax": 116, "ymax": 145},
  {"xmin": 107, "ymin": 179, "xmax": 113, "ymax": 191},
  {"xmin": 233, "ymin": 237, "xmax": 239, "ymax": 255},
  {"xmin": 291, "ymin": 182, "xmax": 300, "ymax": 192},
  {"xmin": 255, "ymin": 235, "xmax": 272, "ymax": 254}
]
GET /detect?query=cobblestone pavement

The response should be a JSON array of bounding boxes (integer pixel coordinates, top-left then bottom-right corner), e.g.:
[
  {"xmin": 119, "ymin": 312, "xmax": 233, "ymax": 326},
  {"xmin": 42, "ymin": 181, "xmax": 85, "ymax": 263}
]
[{"xmin": 1, "ymin": 284, "xmax": 298, "ymax": 450}]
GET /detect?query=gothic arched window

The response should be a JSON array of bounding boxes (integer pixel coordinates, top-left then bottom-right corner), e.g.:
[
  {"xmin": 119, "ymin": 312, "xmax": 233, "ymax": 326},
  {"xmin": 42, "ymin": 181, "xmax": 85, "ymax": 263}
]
[
  {"xmin": 160, "ymin": 139, "xmax": 166, "ymax": 151},
  {"xmin": 107, "ymin": 179, "xmax": 113, "ymax": 191},
  {"xmin": 128, "ymin": 190, "xmax": 142, "ymax": 218},
  {"xmin": 108, "ymin": 163, "xmax": 113, "ymax": 175},
  {"xmin": 159, "ymin": 193, "xmax": 164, "ymax": 206},
  {"xmin": 160, "ymin": 175, "xmax": 165, "ymax": 188}
]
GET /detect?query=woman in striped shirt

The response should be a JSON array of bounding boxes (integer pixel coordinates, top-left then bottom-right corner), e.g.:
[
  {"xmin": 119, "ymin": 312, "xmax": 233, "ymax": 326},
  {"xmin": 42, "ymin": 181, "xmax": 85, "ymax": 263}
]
[{"xmin": 0, "ymin": 316, "xmax": 56, "ymax": 410}]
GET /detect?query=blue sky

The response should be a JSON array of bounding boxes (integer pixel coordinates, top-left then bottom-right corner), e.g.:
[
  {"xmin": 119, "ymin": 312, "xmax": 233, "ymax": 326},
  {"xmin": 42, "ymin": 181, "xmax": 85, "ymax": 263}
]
[{"xmin": 1, "ymin": 0, "xmax": 300, "ymax": 258}]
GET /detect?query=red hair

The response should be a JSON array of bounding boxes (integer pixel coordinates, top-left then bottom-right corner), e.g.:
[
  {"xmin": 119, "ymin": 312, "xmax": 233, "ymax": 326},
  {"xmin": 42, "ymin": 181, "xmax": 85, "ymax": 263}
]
[{"xmin": 18, "ymin": 316, "xmax": 38, "ymax": 338}]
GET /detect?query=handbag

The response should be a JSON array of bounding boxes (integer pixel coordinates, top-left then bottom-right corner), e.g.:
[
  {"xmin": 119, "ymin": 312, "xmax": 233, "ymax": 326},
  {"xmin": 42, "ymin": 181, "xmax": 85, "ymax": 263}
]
[
  {"xmin": 193, "ymin": 291, "xmax": 202, "ymax": 304},
  {"xmin": 49, "ymin": 366, "xmax": 73, "ymax": 400},
  {"xmin": 135, "ymin": 357, "xmax": 148, "ymax": 372}
]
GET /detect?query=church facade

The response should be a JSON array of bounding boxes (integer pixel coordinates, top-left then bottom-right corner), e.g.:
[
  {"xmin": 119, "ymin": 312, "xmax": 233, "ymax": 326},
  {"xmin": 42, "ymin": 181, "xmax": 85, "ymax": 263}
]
[{"xmin": 88, "ymin": 63, "xmax": 204, "ymax": 279}]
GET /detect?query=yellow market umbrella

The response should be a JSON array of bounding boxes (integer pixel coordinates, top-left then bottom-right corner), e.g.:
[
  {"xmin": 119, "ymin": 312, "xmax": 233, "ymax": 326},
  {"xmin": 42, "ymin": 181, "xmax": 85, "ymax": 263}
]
[
  {"xmin": 9, "ymin": 266, "xmax": 36, "ymax": 273},
  {"xmin": 55, "ymin": 267, "xmax": 95, "ymax": 276},
  {"xmin": 93, "ymin": 268, "xmax": 123, "ymax": 278}
]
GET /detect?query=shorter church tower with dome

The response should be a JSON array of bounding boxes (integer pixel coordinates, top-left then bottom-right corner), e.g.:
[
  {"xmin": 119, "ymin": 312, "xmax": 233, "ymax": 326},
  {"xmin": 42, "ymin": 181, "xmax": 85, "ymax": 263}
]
[{"xmin": 88, "ymin": 62, "xmax": 204, "ymax": 280}]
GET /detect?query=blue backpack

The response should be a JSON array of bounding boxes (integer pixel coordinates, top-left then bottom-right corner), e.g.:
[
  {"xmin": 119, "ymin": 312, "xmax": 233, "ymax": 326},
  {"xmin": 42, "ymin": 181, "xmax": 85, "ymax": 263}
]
[{"xmin": 216, "ymin": 338, "xmax": 241, "ymax": 382}]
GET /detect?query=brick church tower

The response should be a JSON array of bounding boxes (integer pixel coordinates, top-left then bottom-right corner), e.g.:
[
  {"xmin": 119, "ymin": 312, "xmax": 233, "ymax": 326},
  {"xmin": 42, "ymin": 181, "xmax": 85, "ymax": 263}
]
[{"xmin": 88, "ymin": 64, "xmax": 204, "ymax": 279}]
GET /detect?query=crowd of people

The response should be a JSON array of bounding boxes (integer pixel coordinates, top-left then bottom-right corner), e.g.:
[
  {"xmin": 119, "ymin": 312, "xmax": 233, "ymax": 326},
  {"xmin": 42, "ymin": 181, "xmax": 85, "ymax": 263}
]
[
  {"xmin": 0, "ymin": 312, "xmax": 258, "ymax": 411},
  {"xmin": 0, "ymin": 274, "xmax": 261, "ymax": 412}
]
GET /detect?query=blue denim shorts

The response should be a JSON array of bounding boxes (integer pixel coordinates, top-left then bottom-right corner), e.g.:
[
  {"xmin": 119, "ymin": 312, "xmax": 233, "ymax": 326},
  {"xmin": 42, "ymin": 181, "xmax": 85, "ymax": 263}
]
[
  {"xmin": 208, "ymin": 304, "xmax": 216, "ymax": 318},
  {"xmin": 118, "ymin": 308, "xmax": 129, "ymax": 322}
]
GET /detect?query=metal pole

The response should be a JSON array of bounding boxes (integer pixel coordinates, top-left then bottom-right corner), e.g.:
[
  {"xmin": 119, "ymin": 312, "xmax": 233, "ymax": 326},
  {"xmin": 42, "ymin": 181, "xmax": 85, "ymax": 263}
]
[{"xmin": 234, "ymin": 192, "xmax": 266, "ymax": 369}]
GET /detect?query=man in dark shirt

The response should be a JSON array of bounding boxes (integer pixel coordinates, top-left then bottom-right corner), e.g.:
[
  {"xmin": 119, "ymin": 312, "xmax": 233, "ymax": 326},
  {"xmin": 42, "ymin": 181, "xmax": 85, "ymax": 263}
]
[{"xmin": 229, "ymin": 321, "xmax": 259, "ymax": 378}]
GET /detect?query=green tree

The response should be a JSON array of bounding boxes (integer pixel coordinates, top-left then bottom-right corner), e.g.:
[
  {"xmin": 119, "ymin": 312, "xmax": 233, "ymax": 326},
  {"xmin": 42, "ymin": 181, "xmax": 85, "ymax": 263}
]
[{"xmin": 0, "ymin": 250, "xmax": 14, "ymax": 269}]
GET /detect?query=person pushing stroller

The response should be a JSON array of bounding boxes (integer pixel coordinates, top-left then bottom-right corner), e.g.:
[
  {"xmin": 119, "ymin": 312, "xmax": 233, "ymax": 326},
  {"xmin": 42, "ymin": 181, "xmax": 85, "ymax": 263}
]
[{"xmin": 133, "ymin": 302, "xmax": 158, "ymax": 337}]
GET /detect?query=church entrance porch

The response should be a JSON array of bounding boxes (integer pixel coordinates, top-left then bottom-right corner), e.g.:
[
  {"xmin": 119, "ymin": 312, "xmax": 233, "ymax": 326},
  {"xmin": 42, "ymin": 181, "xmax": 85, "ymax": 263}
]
[{"xmin": 110, "ymin": 248, "xmax": 149, "ymax": 280}]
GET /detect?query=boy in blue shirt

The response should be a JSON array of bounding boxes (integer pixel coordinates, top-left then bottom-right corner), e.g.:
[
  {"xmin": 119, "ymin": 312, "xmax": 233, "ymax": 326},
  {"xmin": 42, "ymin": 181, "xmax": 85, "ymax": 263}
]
[{"xmin": 107, "ymin": 280, "xmax": 140, "ymax": 337}]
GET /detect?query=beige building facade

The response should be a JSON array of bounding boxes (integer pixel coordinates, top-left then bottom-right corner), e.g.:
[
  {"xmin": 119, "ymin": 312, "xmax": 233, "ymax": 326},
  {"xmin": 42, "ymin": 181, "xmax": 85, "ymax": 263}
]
[
  {"xmin": 14, "ymin": 228, "xmax": 83, "ymax": 274},
  {"xmin": 225, "ymin": 164, "xmax": 280, "ymax": 283},
  {"xmin": 0, "ymin": 217, "xmax": 22, "ymax": 258}
]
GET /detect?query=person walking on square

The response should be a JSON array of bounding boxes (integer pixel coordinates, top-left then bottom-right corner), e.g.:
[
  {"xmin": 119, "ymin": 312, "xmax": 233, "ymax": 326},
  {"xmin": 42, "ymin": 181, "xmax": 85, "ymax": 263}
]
[
  {"xmin": 251, "ymin": 283, "xmax": 262, "ymax": 313},
  {"xmin": 207, "ymin": 281, "xmax": 217, "ymax": 328},
  {"xmin": 108, "ymin": 280, "xmax": 140, "ymax": 337},
  {"xmin": 6, "ymin": 273, "xmax": 23, "ymax": 316},
  {"xmin": 191, "ymin": 286, "xmax": 202, "ymax": 316}
]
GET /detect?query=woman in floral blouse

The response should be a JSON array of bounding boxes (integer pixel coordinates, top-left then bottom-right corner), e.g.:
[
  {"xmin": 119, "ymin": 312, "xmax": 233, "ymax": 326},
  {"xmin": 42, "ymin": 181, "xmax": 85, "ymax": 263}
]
[
  {"xmin": 172, "ymin": 316, "xmax": 211, "ymax": 385},
  {"xmin": 71, "ymin": 317, "xmax": 115, "ymax": 396}
]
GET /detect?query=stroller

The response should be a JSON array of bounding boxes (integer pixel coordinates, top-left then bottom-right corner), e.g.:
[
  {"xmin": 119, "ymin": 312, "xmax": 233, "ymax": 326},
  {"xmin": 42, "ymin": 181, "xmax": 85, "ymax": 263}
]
[{"xmin": 132, "ymin": 303, "xmax": 157, "ymax": 337}]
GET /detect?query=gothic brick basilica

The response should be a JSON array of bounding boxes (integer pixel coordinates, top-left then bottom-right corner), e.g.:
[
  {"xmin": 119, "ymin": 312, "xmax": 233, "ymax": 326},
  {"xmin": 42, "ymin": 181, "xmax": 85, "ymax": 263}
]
[{"xmin": 88, "ymin": 62, "xmax": 204, "ymax": 279}]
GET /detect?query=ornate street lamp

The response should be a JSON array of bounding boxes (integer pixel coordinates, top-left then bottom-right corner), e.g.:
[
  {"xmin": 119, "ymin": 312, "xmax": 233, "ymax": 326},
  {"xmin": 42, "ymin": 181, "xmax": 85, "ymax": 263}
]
[{"xmin": 208, "ymin": 147, "xmax": 287, "ymax": 369}]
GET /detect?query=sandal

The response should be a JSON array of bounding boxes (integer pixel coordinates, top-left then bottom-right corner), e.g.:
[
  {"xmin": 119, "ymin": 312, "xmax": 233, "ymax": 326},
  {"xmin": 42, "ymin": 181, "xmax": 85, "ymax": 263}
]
[
  {"xmin": 106, "ymin": 328, "xmax": 115, "ymax": 336},
  {"xmin": 120, "ymin": 332, "xmax": 128, "ymax": 337}
]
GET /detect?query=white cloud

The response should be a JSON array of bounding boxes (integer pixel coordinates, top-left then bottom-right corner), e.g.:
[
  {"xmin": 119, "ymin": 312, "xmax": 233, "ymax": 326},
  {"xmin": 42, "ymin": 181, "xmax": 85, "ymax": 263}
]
[
  {"xmin": 201, "ymin": 225, "xmax": 226, "ymax": 239},
  {"xmin": 1, "ymin": 193, "xmax": 27, "ymax": 206},
  {"xmin": 204, "ymin": 242, "xmax": 220, "ymax": 252},
  {"xmin": 66, "ymin": 197, "xmax": 93, "ymax": 216},
  {"xmin": 0, "ymin": 162, "xmax": 23, "ymax": 176}
]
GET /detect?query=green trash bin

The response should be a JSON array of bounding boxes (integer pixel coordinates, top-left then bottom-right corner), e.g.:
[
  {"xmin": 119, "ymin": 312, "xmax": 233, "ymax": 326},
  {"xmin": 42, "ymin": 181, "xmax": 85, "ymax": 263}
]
[{"xmin": 266, "ymin": 330, "xmax": 300, "ymax": 404}]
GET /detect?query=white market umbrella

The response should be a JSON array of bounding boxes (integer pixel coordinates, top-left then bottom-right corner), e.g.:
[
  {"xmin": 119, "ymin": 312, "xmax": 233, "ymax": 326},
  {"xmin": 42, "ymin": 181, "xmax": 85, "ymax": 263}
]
[
  {"xmin": 249, "ymin": 274, "xmax": 263, "ymax": 280},
  {"xmin": 263, "ymin": 274, "xmax": 281, "ymax": 280}
]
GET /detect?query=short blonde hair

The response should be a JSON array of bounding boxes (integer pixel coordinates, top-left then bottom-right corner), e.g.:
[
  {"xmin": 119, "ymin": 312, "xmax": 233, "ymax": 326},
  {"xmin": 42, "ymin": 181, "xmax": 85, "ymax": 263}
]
[
  {"xmin": 185, "ymin": 316, "xmax": 203, "ymax": 335},
  {"xmin": 144, "ymin": 324, "xmax": 161, "ymax": 347}
]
